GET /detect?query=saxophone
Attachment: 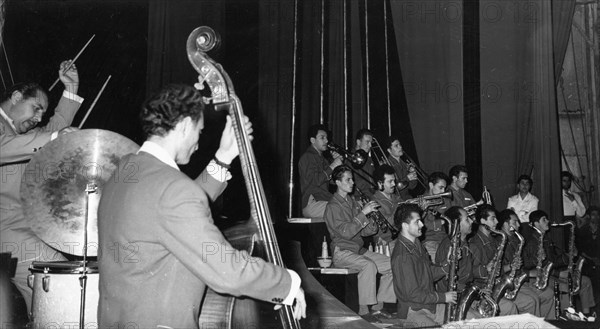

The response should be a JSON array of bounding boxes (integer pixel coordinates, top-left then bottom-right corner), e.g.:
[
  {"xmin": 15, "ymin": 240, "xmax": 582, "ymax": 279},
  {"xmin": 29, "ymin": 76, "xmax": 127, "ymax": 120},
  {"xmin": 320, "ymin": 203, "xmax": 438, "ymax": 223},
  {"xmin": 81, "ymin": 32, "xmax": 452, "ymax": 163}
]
[
  {"xmin": 477, "ymin": 224, "xmax": 506, "ymax": 317},
  {"xmin": 504, "ymin": 229, "xmax": 528, "ymax": 300},
  {"xmin": 531, "ymin": 225, "xmax": 553, "ymax": 290},
  {"xmin": 492, "ymin": 227, "xmax": 527, "ymax": 301},
  {"xmin": 455, "ymin": 225, "xmax": 501, "ymax": 319},
  {"xmin": 550, "ymin": 221, "xmax": 585, "ymax": 307},
  {"xmin": 444, "ymin": 214, "xmax": 460, "ymax": 323}
]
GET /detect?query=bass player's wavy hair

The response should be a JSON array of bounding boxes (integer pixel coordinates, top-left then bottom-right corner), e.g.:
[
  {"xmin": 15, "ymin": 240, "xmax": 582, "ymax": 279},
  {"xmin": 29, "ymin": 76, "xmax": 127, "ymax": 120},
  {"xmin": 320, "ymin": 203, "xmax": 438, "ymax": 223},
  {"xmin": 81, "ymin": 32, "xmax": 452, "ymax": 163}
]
[{"xmin": 140, "ymin": 84, "xmax": 204, "ymax": 138}]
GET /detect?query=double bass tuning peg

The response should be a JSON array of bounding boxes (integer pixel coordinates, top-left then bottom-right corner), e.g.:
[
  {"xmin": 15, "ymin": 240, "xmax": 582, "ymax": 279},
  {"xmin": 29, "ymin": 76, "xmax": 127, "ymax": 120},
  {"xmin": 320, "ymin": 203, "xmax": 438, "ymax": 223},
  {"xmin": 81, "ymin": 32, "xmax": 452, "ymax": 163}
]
[{"xmin": 190, "ymin": 26, "xmax": 221, "ymax": 53}]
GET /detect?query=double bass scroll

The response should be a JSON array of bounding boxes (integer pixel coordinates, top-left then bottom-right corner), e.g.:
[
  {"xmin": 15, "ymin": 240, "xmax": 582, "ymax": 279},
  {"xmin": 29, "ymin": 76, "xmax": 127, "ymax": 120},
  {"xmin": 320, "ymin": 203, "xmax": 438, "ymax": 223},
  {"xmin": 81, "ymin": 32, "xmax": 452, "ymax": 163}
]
[{"xmin": 187, "ymin": 26, "xmax": 301, "ymax": 329}]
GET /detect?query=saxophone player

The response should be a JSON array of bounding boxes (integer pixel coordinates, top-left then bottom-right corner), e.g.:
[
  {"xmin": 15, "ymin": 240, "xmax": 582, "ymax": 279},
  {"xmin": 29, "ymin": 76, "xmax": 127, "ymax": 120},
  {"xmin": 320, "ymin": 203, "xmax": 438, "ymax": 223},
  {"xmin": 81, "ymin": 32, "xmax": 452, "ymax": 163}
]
[
  {"xmin": 323, "ymin": 165, "xmax": 395, "ymax": 322},
  {"xmin": 498, "ymin": 210, "xmax": 554, "ymax": 318},
  {"xmin": 469, "ymin": 205, "xmax": 520, "ymax": 315},
  {"xmin": 523, "ymin": 210, "xmax": 596, "ymax": 316},
  {"xmin": 391, "ymin": 203, "xmax": 457, "ymax": 326},
  {"xmin": 434, "ymin": 206, "xmax": 482, "ymax": 320}
]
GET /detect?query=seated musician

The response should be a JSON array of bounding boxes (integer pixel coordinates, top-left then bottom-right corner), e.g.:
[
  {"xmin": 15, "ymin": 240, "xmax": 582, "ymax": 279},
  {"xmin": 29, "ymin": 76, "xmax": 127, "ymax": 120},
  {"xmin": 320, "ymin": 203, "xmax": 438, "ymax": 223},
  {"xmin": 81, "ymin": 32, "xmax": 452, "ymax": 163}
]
[
  {"xmin": 434, "ymin": 206, "xmax": 481, "ymax": 319},
  {"xmin": 448, "ymin": 165, "xmax": 476, "ymax": 208},
  {"xmin": 469, "ymin": 205, "xmax": 520, "ymax": 315},
  {"xmin": 577, "ymin": 206, "xmax": 600, "ymax": 303},
  {"xmin": 522, "ymin": 210, "xmax": 596, "ymax": 316},
  {"xmin": 391, "ymin": 203, "xmax": 456, "ymax": 326},
  {"xmin": 371, "ymin": 164, "xmax": 401, "ymax": 248},
  {"xmin": 323, "ymin": 165, "xmax": 395, "ymax": 323},
  {"xmin": 298, "ymin": 124, "xmax": 342, "ymax": 219},
  {"xmin": 421, "ymin": 172, "xmax": 452, "ymax": 260},
  {"xmin": 98, "ymin": 84, "xmax": 306, "ymax": 327},
  {"xmin": 497, "ymin": 209, "xmax": 553, "ymax": 318},
  {"xmin": 385, "ymin": 136, "xmax": 417, "ymax": 200},
  {"xmin": 353, "ymin": 128, "xmax": 376, "ymax": 197},
  {"xmin": 507, "ymin": 175, "xmax": 539, "ymax": 224},
  {"xmin": 0, "ymin": 60, "xmax": 82, "ymax": 313}
]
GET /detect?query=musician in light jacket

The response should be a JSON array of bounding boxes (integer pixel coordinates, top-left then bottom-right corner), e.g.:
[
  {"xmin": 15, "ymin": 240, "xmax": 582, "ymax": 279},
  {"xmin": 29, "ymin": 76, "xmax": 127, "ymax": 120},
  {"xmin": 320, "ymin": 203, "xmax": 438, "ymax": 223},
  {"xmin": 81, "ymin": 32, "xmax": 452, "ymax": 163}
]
[{"xmin": 98, "ymin": 84, "xmax": 305, "ymax": 328}]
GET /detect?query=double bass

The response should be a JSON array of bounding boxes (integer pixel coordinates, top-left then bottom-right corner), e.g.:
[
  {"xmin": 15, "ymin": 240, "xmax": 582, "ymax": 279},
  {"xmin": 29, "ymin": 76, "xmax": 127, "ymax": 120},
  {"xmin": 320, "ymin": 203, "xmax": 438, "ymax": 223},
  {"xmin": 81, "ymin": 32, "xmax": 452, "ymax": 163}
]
[{"xmin": 187, "ymin": 26, "xmax": 301, "ymax": 328}]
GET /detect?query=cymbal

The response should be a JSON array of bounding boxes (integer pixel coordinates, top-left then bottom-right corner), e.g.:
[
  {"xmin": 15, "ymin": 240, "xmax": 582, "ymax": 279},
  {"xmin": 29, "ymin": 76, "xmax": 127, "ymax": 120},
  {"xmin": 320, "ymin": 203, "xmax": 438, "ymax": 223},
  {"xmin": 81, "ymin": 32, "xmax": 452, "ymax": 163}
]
[{"xmin": 21, "ymin": 129, "xmax": 139, "ymax": 256}]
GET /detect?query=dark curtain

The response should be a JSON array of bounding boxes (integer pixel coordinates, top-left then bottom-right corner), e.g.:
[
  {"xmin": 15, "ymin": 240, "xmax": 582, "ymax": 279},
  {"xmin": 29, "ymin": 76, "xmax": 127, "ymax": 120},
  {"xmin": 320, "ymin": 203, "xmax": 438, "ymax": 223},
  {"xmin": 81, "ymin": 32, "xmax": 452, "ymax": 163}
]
[
  {"xmin": 2, "ymin": 0, "xmax": 148, "ymax": 144},
  {"xmin": 389, "ymin": 0, "xmax": 465, "ymax": 176}
]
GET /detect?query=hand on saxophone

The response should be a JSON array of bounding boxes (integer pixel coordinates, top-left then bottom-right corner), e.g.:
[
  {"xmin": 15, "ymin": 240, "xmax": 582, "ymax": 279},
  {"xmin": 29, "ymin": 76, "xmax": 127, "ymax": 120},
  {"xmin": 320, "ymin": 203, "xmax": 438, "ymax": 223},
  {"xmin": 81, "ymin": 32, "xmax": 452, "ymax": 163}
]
[
  {"xmin": 511, "ymin": 257, "xmax": 522, "ymax": 271},
  {"xmin": 445, "ymin": 291, "xmax": 457, "ymax": 304}
]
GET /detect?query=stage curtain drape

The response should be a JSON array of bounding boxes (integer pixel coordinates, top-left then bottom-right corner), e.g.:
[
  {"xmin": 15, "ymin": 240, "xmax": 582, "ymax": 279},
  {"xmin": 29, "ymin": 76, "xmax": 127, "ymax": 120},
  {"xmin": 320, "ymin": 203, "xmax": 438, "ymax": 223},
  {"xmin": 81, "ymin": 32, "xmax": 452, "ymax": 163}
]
[
  {"xmin": 480, "ymin": 0, "xmax": 573, "ymax": 223},
  {"xmin": 389, "ymin": 1, "xmax": 466, "ymax": 176}
]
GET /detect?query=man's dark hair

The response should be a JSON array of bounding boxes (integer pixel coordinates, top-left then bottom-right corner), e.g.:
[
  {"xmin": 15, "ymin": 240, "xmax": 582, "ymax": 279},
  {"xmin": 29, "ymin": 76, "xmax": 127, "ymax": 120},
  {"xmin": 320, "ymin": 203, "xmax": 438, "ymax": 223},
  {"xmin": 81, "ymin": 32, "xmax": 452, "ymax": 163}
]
[
  {"xmin": 529, "ymin": 210, "xmax": 548, "ymax": 224},
  {"xmin": 374, "ymin": 164, "xmax": 395, "ymax": 185},
  {"xmin": 475, "ymin": 204, "xmax": 496, "ymax": 224},
  {"xmin": 444, "ymin": 206, "xmax": 464, "ymax": 222},
  {"xmin": 331, "ymin": 165, "xmax": 352, "ymax": 183},
  {"xmin": 386, "ymin": 135, "xmax": 400, "ymax": 150},
  {"xmin": 355, "ymin": 128, "xmax": 373, "ymax": 142},
  {"xmin": 516, "ymin": 174, "xmax": 533, "ymax": 186},
  {"xmin": 449, "ymin": 165, "xmax": 468, "ymax": 180},
  {"xmin": 394, "ymin": 203, "xmax": 421, "ymax": 229},
  {"xmin": 2, "ymin": 82, "xmax": 46, "ymax": 102},
  {"xmin": 307, "ymin": 124, "xmax": 329, "ymax": 140},
  {"xmin": 140, "ymin": 84, "xmax": 204, "ymax": 138},
  {"xmin": 428, "ymin": 172, "xmax": 449, "ymax": 186},
  {"xmin": 561, "ymin": 171, "xmax": 573, "ymax": 180},
  {"xmin": 498, "ymin": 209, "xmax": 518, "ymax": 229}
]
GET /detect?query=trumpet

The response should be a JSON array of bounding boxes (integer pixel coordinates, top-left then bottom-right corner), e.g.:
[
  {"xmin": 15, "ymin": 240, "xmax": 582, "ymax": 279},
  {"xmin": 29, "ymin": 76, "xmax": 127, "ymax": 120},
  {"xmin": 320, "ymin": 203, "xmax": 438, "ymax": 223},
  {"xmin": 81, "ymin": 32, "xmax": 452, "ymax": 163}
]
[
  {"xmin": 327, "ymin": 143, "xmax": 369, "ymax": 169},
  {"xmin": 464, "ymin": 200, "xmax": 484, "ymax": 217},
  {"xmin": 399, "ymin": 191, "xmax": 452, "ymax": 207}
]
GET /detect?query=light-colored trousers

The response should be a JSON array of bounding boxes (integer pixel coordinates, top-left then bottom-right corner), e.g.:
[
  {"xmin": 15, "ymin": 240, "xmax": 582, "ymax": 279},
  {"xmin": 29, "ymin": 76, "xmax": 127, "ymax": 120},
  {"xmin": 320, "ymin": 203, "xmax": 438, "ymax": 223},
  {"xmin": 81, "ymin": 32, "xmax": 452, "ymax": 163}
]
[
  {"xmin": 332, "ymin": 247, "xmax": 395, "ymax": 306},
  {"xmin": 302, "ymin": 195, "xmax": 327, "ymax": 220}
]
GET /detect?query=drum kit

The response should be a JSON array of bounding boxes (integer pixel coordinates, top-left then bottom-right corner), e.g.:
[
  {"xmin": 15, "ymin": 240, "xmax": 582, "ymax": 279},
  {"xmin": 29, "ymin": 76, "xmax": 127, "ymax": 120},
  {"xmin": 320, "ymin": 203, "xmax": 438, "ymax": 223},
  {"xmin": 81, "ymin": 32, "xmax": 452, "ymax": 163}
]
[{"xmin": 20, "ymin": 129, "xmax": 138, "ymax": 328}]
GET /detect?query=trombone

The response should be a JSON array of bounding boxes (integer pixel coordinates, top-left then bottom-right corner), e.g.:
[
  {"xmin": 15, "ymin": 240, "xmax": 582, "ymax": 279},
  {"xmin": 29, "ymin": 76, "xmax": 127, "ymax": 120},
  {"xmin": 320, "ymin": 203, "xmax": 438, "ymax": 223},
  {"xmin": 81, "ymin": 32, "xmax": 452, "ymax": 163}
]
[
  {"xmin": 327, "ymin": 143, "xmax": 369, "ymax": 169},
  {"xmin": 371, "ymin": 137, "xmax": 428, "ymax": 190},
  {"xmin": 400, "ymin": 152, "xmax": 428, "ymax": 190},
  {"xmin": 399, "ymin": 191, "xmax": 453, "ymax": 207}
]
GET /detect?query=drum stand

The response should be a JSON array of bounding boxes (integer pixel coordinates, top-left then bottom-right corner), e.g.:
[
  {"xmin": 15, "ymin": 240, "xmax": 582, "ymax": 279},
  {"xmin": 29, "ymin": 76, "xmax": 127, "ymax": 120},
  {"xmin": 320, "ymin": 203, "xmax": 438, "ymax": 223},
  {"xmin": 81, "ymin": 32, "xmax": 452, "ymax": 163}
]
[{"xmin": 79, "ymin": 183, "xmax": 97, "ymax": 329}]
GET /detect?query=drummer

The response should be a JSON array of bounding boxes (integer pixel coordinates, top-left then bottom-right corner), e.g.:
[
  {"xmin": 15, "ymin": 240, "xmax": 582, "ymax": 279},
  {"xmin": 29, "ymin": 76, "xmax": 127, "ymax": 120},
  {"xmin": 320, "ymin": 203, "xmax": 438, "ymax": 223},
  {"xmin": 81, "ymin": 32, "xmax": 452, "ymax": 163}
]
[{"xmin": 0, "ymin": 60, "xmax": 83, "ymax": 313}]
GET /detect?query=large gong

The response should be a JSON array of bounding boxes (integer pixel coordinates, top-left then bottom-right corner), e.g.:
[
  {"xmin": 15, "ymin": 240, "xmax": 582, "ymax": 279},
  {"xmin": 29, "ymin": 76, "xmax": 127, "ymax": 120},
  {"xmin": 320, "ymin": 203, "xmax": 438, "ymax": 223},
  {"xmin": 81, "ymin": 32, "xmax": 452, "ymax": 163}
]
[{"xmin": 20, "ymin": 129, "xmax": 139, "ymax": 256}]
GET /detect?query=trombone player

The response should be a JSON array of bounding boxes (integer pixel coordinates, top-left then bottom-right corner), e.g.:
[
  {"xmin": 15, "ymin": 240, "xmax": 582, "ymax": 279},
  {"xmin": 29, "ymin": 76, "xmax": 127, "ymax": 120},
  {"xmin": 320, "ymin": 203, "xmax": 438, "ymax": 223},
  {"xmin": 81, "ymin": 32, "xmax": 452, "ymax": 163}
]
[{"xmin": 384, "ymin": 136, "xmax": 418, "ymax": 200}]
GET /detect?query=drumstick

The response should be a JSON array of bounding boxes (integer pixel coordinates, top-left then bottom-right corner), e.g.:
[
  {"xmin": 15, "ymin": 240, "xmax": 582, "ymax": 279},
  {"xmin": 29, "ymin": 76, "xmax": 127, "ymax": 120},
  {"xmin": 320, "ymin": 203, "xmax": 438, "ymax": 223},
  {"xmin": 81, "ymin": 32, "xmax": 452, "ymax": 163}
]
[
  {"xmin": 49, "ymin": 34, "xmax": 95, "ymax": 91},
  {"xmin": 78, "ymin": 75, "xmax": 111, "ymax": 129}
]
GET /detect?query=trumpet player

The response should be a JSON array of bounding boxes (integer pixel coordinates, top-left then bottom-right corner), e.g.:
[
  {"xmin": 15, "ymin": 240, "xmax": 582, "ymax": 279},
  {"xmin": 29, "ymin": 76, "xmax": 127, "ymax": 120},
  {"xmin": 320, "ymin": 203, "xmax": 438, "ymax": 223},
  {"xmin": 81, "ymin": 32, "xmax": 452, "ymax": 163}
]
[
  {"xmin": 353, "ymin": 128, "xmax": 376, "ymax": 197},
  {"xmin": 298, "ymin": 124, "xmax": 343, "ymax": 219},
  {"xmin": 385, "ymin": 136, "xmax": 418, "ymax": 200},
  {"xmin": 323, "ymin": 165, "xmax": 395, "ymax": 323},
  {"xmin": 469, "ymin": 205, "xmax": 520, "ymax": 315},
  {"xmin": 497, "ymin": 209, "xmax": 553, "ymax": 318},
  {"xmin": 449, "ymin": 165, "xmax": 476, "ymax": 208},
  {"xmin": 372, "ymin": 164, "xmax": 402, "ymax": 246},
  {"xmin": 522, "ymin": 211, "xmax": 596, "ymax": 316},
  {"xmin": 421, "ymin": 172, "xmax": 453, "ymax": 260}
]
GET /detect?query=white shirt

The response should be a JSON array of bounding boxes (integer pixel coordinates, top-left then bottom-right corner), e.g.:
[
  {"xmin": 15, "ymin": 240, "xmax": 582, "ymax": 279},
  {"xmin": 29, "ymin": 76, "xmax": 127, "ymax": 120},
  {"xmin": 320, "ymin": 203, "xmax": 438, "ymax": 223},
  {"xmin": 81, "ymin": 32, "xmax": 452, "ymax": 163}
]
[
  {"xmin": 563, "ymin": 190, "xmax": 586, "ymax": 217},
  {"xmin": 507, "ymin": 192, "xmax": 539, "ymax": 223}
]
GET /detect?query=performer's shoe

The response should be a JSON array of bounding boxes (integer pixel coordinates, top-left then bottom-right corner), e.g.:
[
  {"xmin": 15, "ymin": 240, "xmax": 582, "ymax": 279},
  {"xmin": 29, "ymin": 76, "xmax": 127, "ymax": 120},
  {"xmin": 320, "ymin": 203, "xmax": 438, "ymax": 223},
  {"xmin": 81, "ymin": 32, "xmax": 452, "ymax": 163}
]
[
  {"xmin": 371, "ymin": 310, "xmax": 394, "ymax": 319},
  {"xmin": 360, "ymin": 313, "xmax": 382, "ymax": 323}
]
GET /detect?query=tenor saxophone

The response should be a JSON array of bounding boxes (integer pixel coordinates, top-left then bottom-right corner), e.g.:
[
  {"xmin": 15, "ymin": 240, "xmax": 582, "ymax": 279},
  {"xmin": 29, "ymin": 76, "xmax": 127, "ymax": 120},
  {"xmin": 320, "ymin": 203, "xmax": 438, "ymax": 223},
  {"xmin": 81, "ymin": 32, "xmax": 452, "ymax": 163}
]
[
  {"xmin": 504, "ymin": 229, "xmax": 528, "ymax": 300},
  {"xmin": 455, "ymin": 225, "xmax": 502, "ymax": 319},
  {"xmin": 550, "ymin": 221, "xmax": 585, "ymax": 307},
  {"xmin": 492, "ymin": 227, "xmax": 527, "ymax": 302},
  {"xmin": 477, "ymin": 224, "xmax": 506, "ymax": 317},
  {"xmin": 531, "ymin": 225, "xmax": 553, "ymax": 290},
  {"xmin": 444, "ymin": 214, "xmax": 460, "ymax": 323}
]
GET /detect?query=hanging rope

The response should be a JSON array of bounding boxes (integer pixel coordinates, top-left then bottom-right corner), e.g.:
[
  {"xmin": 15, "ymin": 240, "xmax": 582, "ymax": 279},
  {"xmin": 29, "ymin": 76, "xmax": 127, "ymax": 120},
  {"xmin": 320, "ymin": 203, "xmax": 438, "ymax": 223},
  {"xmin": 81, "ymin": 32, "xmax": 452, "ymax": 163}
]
[
  {"xmin": 2, "ymin": 41, "xmax": 14, "ymax": 85},
  {"xmin": 343, "ymin": 0, "xmax": 348, "ymax": 149},
  {"xmin": 363, "ymin": 0, "xmax": 370, "ymax": 129},
  {"xmin": 287, "ymin": 0, "xmax": 300, "ymax": 218},
  {"xmin": 383, "ymin": 0, "xmax": 391, "ymax": 135},
  {"xmin": 319, "ymin": 0, "xmax": 325, "ymax": 124}
]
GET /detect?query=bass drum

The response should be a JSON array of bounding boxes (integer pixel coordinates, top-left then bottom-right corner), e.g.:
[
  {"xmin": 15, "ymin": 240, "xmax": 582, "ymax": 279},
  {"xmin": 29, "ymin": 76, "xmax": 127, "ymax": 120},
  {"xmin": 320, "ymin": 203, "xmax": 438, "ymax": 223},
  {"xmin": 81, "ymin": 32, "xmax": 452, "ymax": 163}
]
[{"xmin": 28, "ymin": 261, "xmax": 99, "ymax": 328}]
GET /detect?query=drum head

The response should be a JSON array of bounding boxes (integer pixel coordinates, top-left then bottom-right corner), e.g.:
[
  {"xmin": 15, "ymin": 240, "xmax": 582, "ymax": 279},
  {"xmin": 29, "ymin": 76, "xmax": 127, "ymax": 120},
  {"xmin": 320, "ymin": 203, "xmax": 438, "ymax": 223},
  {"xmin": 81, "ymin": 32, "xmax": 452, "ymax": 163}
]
[{"xmin": 30, "ymin": 261, "xmax": 98, "ymax": 273}]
